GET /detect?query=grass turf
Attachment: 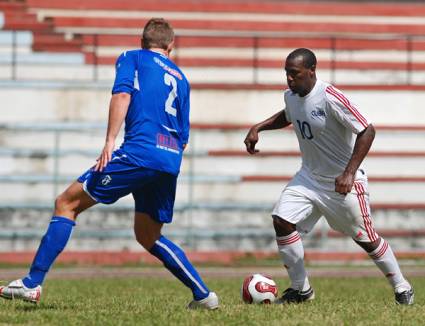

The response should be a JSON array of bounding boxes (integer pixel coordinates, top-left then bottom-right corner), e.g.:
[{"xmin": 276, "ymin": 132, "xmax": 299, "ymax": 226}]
[{"xmin": 1, "ymin": 275, "xmax": 424, "ymax": 325}]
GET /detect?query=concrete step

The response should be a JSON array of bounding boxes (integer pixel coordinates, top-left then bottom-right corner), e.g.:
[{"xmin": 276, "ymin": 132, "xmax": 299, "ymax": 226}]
[
  {"xmin": 0, "ymin": 30, "xmax": 32, "ymax": 45},
  {"xmin": 2, "ymin": 125, "xmax": 425, "ymax": 152},
  {"xmin": 1, "ymin": 179, "xmax": 425, "ymax": 203},
  {"xmin": 0, "ymin": 63, "xmax": 424, "ymax": 86},
  {"xmin": 0, "ymin": 63, "xmax": 113, "ymax": 80},
  {"xmin": 0, "ymin": 204, "xmax": 423, "ymax": 251},
  {"xmin": 24, "ymin": 0, "xmax": 425, "ymax": 17},
  {"xmin": 1, "ymin": 153, "xmax": 425, "ymax": 177},
  {"xmin": 2, "ymin": 88, "xmax": 425, "ymax": 125}
]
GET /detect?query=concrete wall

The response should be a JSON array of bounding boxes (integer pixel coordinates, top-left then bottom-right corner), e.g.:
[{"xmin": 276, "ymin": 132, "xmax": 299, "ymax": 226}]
[
  {"xmin": 1, "ymin": 85, "xmax": 425, "ymax": 251},
  {"xmin": 2, "ymin": 86, "xmax": 425, "ymax": 125},
  {"xmin": 1, "ymin": 207, "xmax": 424, "ymax": 252}
]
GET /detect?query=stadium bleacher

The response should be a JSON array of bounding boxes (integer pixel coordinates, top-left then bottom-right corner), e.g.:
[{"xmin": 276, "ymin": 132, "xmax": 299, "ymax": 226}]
[
  {"xmin": 0, "ymin": 0, "xmax": 425, "ymax": 259},
  {"xmin": 2, "ymin": 0, "xmax": 425, "ymax": 85}
]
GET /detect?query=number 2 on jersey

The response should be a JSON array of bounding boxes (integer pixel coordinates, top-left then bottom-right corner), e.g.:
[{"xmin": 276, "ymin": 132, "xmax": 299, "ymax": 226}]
[
  {"xmin": 296, "ymin": 120, "xmax": 313, "ymax": 139},
  {"xmin": 164, "ymin": 73, "xmax": 177, "ymax": 117}
]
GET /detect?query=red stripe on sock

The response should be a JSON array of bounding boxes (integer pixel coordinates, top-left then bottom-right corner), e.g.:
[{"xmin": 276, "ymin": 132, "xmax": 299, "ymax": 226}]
[
  {"xmin": 370, "ymin": 240, "xmax": 388, "ymax": 260},
  {"xmin": 276, "ymin": 233, "xmax": 301, "ymax": 246}
]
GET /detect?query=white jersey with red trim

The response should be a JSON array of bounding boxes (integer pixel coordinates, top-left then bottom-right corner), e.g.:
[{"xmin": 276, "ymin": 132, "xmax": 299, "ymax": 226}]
[{"xmin": 284, "ymin": 79, "xmax": 370, "ymax": 182}]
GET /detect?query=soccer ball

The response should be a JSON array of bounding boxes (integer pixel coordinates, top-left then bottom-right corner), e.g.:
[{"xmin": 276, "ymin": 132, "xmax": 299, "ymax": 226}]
[{"xmin": 241, "ymin": 273, "xmax": 278, "ymax": 304}]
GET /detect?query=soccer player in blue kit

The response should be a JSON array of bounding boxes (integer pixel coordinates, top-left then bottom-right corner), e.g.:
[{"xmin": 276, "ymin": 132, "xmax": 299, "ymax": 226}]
[{"xmin": 0, "ymin": 18, "xmax": 219, "ymax": 310}]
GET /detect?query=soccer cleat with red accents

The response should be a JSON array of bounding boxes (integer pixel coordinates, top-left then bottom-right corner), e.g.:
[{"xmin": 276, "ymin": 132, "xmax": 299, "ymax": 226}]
[
  {"xmin": 0, "ymin": 279, "xmax": 42, "ymax": 303},
  {"xmin": 187, "ymin": 292, "xmax": 219, "ymax": 310}
]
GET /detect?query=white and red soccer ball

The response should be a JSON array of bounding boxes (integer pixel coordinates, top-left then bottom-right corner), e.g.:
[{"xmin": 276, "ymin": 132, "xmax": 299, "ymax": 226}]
[{"xmin": 241, "ymin": 273, "xmax": 278, "ymax": 304}]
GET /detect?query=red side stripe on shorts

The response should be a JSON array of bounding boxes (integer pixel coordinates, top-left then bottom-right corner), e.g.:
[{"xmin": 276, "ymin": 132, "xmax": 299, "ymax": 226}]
[
  {"xmin": 276, "ymin": 232, "xmax": 301, "ymax": 246},
  {"xmin": 354, "ymin": 182, "xmax": 370, "ymax": 239},
  {"xmin": 326, "ymin": 86, "xmax": 368, "ymax": 128},
  {"xmin": 358, "ymin": 182, "xmax": 378, "ymax": 242},
  {"xmin": 355, "ymin": 182, "xmax": 377, "ymax": 241},
  {"xmin": 354, "ymin": 182, "xmax": 378, "ymax": 242},
  {"xmin": 370, "ymin": 240, "xmax": 389, "ymax": 260}
]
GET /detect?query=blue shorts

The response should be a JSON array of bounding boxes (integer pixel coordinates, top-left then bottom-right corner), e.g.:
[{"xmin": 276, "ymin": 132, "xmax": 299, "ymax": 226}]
[{"xmin": 77, "ymin": 151, "xmax": 177, "ymax": 223}]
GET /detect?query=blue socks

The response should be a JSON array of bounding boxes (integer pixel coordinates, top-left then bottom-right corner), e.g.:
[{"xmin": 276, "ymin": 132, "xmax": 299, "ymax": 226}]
[
  {"xmin": 22, "ymin": 216, "xmax": 75, "ymax": 288},
  {"xmin": 150, "ymin": 235, "xmax": 210, "ymax": 300},
  {"xmin": 22, "ymin": 218, "xmax": 209, "ymax": 301}
]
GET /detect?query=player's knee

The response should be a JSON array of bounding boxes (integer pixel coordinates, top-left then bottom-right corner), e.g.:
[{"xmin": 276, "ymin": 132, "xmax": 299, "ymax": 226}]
[
  {"xmin": 354, "ymin": 237, "xmax": 381, "ymax": 253},
  {"xmin": 134, "ymin": 232, "xmax": 145, "ymax": 247},
  {"xmin": 54, "ymin": 192, "xmax": 81, "ymax": 218},
  {"xmin": 134, "ymin": 213, "xmax": 163, "ymax": 250},
  {"xmin": 54, "ymin": 193, "xmax": 71, "ymax": 212},
  {"xmin": 135, "ymin": 232, "xmax": 158, "ymax": 250},
  {"xmin": 272, "ymin": 215, "xmax": 296, "ymax": 236}
]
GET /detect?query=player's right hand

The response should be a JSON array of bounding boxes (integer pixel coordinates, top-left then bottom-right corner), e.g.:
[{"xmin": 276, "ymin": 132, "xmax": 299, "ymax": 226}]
[
  {"xmin": 95, "ymin": 141, "xmax": 115, "ymax": 172},
  {"xmin": 335, "ymin": 171, "xmax": 355, "ymax": 195},
  {"xmin": 244, "ymin": 127, "xmax": 260, "ymax": 155}
]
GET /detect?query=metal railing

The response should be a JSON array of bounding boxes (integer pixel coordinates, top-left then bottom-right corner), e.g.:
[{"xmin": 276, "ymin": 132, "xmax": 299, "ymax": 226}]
[{"xmin": 2, "ymin": 30, "xmax": 425, "ymax": 85}]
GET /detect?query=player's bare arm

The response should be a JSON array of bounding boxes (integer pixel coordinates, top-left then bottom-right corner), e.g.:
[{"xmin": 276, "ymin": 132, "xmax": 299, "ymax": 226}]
[
  {"xmin": 244, "ymin": 110, "xmax": 291, "ymax": 154},
  {"xmin": 95, "ymin": 92, "xmax": 130, "ymax": 171},
  {"xmin": 335, "ymin": 123, "xmax": 376, "ymax": 194}
]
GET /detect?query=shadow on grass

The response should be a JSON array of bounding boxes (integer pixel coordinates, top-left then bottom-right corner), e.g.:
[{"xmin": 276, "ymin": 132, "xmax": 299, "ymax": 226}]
[{"xmin": 13, "ymin": 302, "xmax": 78, "ymax": 312}]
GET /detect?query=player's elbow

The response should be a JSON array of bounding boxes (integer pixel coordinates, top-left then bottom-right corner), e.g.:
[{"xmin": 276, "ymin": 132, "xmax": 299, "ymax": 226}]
[
  {"xmin": 111, "ymin": 92, "xmax": 131, "ymax": 109},
  {"xmin": 367, "ymin": 123, "xmax": 376, "ymax": 140},
  {"xmin": 359, "ymin": 123, "xmax": 375, "ymax": 138},
  {"xmin": 112, "ymin": 92, "xmax": 131, "ymax": 101}
]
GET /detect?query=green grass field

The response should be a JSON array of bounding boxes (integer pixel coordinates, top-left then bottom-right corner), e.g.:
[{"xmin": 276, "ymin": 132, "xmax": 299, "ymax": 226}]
[{"xmin": 1, "ymin": 274, "xmax": 424, "ymax": 325}]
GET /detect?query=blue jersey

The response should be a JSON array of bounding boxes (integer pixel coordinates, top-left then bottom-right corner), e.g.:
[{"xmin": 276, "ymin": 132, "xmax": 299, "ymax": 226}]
[{"xmin": 112, "ymin": 49, "xmax": 190, "ymax": 175}]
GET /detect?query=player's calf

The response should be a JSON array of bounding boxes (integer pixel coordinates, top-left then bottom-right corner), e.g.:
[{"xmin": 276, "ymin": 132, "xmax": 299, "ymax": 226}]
[{"xmin": 363, "ymin": 237, "xmax": 414, "ymax": 305}]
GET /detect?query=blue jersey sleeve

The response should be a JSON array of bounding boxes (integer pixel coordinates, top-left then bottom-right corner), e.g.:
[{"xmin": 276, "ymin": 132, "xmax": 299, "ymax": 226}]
[{"xmin": 112, "ymin": 51, "xmax": 137, "ymax": 95}]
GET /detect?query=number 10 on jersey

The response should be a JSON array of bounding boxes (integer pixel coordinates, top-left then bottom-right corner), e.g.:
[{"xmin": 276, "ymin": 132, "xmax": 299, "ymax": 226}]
[{"xmin": 296, "ymin": 120, "xmax": 313, "ymax": 139}]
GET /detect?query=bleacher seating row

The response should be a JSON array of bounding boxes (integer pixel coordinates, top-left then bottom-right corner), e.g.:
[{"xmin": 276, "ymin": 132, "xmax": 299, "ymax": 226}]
[
  {"xmin": 1, "ymin": 121, "xmax": 425, "ymax": 204},
  {"xmin": 1, "ymin": 0, "xmax": 425, "ymax": 85}
]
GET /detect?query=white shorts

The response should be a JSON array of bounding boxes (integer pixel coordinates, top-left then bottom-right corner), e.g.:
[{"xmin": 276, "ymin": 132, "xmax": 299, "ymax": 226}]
[{"xmin": 272, "ymin": 168, "xmax": 378, "ymax": 242}]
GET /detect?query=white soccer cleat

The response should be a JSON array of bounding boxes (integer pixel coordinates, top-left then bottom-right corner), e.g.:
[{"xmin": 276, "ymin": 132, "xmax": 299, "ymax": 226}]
[
  {"xmin": 187, "ymin": 291, "xmax": 219, "ymax": 310},
  {"xmin": 0, "ymin": 279, "xmax": 42, "ymax": 303}
]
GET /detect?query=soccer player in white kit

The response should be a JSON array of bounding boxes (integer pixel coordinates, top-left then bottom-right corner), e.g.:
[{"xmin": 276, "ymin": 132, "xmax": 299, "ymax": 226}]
[{"xmin": 244, "ymin": 48, "xmax": 414, "ymax": 305}]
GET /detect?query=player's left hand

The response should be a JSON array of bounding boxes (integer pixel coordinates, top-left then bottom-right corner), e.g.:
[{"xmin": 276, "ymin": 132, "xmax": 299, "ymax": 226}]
[{"xmin": 335, "ymin": 171, "xmax": 355, "ymax": 195}]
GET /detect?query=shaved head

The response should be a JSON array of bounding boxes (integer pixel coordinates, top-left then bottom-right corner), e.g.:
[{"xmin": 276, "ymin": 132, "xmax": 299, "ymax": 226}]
[{"xmin": 286, "ymin": 48, "xmax": 317, "ymax": 69}]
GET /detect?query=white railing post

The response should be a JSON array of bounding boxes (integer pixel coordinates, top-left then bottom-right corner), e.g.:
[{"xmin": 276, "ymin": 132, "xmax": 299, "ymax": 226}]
[
  {"xmin": 52, "ymin": 129, "xmax": 61, "ymax": 200},
  {"xmin": 187, "ymin": 129, "xmax": 196, "ymax": 249}
]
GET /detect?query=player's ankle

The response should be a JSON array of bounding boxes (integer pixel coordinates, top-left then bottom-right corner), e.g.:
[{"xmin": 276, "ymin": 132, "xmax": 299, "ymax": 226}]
[
  {"xmin": 395, "ymin": 281, "xmax": 412, "ymax": 293},
  {"xmin": 22, "ymin": 277, "xmax": 37, "ymax": 289},
  {"xmin": 194, "ymin": 291, "xmax": 210, "ymax": 301}
]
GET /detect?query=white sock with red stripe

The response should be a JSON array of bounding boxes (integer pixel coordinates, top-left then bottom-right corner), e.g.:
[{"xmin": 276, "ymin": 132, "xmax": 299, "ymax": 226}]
[
  {"xmin": 276, "ymin": 231, "xmax": 310, "ymax": 291},
  {"xmin": 368, "ymin": 238, "xmax": 411, "ymax": 293}
]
